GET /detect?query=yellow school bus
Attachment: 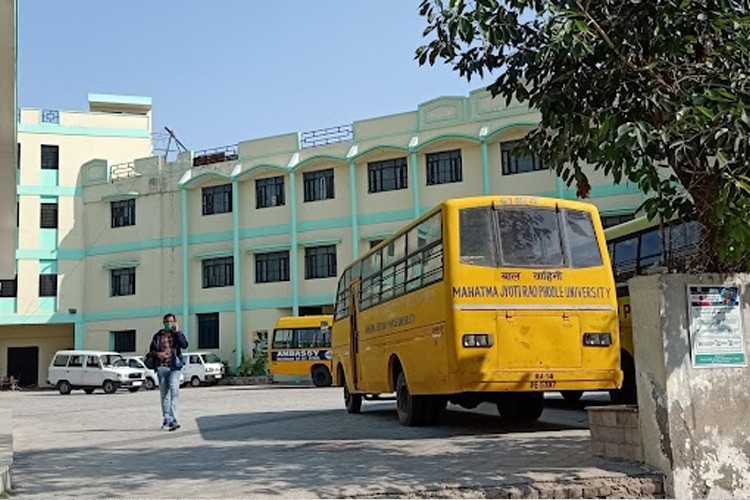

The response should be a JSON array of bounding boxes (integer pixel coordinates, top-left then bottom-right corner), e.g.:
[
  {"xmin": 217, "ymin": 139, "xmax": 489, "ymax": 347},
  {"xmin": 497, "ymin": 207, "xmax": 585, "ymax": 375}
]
[
  {"xmin": 269, "ymin": 315, "xmax": 334, "ymax": 387},
  {"xmin": 604, "ymin": 215, "xmax": 699, "ymax": 403},
  {"xmin": 331, "ymin": 195, "xmax": 622, "ymax": 426}
]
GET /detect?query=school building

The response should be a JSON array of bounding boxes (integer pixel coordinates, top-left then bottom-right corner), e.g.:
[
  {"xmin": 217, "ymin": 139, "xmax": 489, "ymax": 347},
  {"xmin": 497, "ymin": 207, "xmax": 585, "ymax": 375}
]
[{"xmin": 0, "ymin": 89, "xmax": 643, "ymax": 386}]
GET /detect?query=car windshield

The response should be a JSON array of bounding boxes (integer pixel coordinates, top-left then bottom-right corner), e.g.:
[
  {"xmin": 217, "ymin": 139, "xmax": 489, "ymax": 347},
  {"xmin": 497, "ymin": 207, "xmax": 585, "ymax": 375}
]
[
  {"xmin": 101, "ymin": 354, "xmax": 124, "ymax": 367},
  {"xmin": 203, "ymin": 353, "xmax": 222, "ymax": 363},
  {"xmin": 112, "ymin": 359, "xmax": 127, "ymax": 368}
]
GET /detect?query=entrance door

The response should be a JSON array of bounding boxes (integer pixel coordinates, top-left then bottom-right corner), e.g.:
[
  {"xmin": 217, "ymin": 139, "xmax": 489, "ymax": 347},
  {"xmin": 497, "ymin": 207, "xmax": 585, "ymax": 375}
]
[{"xmin": 7, "ymin": 346, "xmax": 39, "ymax": 387}]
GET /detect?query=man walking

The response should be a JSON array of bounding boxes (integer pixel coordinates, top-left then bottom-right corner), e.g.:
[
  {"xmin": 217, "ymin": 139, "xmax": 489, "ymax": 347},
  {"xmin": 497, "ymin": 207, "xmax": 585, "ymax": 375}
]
[{"xmin": 148, "ymin": 313, "xmax": 188, "ymax": 431}]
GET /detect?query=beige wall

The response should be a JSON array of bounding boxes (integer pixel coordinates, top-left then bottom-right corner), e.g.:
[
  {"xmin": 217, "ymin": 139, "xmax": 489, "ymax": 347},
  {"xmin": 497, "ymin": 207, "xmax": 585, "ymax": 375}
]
[
  {"xmin": 0, "ymin": 323, "xmax": 75, "ymax": 386},
  {"xmin": 0, "ymin": 0, "xmax": 16, "ymax": 278}
]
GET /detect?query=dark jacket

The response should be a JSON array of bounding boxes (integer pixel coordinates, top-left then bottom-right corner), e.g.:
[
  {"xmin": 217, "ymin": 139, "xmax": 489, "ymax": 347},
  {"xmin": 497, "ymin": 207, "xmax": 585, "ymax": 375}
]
[{"xmin": 148, "ymin": 329, "xmax": 189, "ymax": 371}]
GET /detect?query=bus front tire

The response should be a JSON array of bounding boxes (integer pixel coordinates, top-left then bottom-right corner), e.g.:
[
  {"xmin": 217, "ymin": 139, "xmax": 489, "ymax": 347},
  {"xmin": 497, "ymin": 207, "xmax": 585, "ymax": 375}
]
[
  {"xmin": 312, "ymin": 366, "xmax": 333, "ymax": 387},
  {"xmin": 344, "ymin": 383, "xmax": 362, "ymax": 414},
  {"xmin": 497, "ymin": 392, "xmax": 544, "ymax": 422},
  {"xmin": 561, "ymin": 390, "xmax": 583, "ymax": 403}
]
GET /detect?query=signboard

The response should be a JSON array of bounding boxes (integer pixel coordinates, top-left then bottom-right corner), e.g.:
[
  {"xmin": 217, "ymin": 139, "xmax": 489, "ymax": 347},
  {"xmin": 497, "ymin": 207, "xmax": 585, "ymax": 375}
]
[{"xmin": 687, "ymin": 285, "xmax": 746, "ymax": 368}]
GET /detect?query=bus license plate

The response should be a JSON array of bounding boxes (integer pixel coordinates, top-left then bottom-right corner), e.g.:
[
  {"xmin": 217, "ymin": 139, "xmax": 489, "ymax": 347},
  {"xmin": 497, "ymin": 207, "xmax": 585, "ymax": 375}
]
[{"xmin": 530, "ymin": 373, "xmax": 556, "ymax": 389}]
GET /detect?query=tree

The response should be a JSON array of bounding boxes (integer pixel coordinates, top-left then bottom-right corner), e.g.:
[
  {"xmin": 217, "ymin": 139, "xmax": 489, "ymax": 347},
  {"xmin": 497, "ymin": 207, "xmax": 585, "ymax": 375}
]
[{"xmin": 417, "ymin": 0, "xmax": 750, "ymax": 271}]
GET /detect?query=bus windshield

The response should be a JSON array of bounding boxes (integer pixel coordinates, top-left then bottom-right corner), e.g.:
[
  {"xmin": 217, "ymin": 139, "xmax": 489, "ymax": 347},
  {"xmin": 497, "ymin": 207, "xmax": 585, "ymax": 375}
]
[{"xmin": 459, "ymin": 205, "xmax": 602, "ymax": 268}]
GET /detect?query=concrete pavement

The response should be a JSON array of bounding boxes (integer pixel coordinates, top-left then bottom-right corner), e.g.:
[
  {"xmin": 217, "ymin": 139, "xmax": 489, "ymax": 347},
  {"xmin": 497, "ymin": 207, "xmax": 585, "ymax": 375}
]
[{"xmin": 2, "ymin": 386, "xmax": 662, "ymax": 498}]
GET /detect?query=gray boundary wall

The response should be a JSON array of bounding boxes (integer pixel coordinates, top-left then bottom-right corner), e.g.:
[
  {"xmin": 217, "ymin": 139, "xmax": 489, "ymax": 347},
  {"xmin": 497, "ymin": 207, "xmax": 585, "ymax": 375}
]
[
  {"xmin": 0, "ymin": 409, "xmax": 12, "ymax": 494},
  {"xmin": 0, "ymin": 0, "xmax": 16, "ymax": 279},
  {"xmin": 629, "ymin": 273, "xmax": 750, "ymax": 499}
]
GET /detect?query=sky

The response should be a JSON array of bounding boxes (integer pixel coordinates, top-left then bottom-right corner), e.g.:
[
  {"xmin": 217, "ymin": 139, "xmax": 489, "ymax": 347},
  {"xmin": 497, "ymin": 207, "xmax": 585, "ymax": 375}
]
[{"xmin": 18, "ymin": 1, "xmax": 488, "ymax": 153}]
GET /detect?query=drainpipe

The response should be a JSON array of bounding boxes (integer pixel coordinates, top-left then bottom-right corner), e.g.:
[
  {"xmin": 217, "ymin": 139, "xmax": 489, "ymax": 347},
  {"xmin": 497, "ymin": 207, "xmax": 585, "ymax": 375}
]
[
  {"xmin": 232, "ymin": 179, "xmax": 242, "ymax": 367},
  {"xmin": 289, "ymin": 171, "xmax": 299, "ymax": 315},
  {"xmin": 180, "ymin": 187, "xmax": 190, "ymax": 342},
  {"xmin": 348, "ymin": 160, "xmax": 359, "ymax": 259}
]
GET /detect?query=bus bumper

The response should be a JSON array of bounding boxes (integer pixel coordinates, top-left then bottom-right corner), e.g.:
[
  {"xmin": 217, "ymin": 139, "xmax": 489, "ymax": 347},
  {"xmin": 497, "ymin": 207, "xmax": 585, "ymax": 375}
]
[{"xmin": 455, "ymin": 369, "xmax": 623, "ymax": 393}]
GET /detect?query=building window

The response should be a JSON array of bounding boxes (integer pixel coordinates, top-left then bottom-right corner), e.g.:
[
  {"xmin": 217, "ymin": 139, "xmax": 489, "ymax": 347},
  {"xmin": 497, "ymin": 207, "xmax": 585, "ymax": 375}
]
[
  {"xmin": 0, "ymin": 277, "xmax": 17, "ymax": 298},
  {"xmin": 255, "ymin": 251, "xmax": 290, "ymax": 283},
  {"xmin": 40, "ymin": 145, "xmax": 59, "ymax": 170},
  {"xmin": 40, "ymin": 203, "xmax": 58, "ymax": 229},
  {"xmin": 197, "ymin": 312, "xmax": 220, "ymax": 349},
  {"xmin": 501, "ymin": 141, "xmax": 545, "ymax": 175},
  {"xmin": 202, "ymin": 257, "xmax": 234, "ymax": 288},
  {"xmin": 39, "ymin": 274, "xmax": 57, "ymax": 297},
  {"xmin": 601, "ymin": 213, "xmax": 635, "ymax": 229},
  {"xmin": 426, "ymin": 149, "xmax": 463, "ymax": 185},
  {"xmin": 111, "ymin": 199, "xmax": 136, "ymax": 228},
  {"xmin": 368, "ymin": 157, "xmax": 408, "ymax": 193},
  {"xmin": 305, "ymin": 245, "xmax": 337, "ymax": 279},
  {"xmin": 303, "ymin": 168, "xmax": 335, "ymax": 202},
  {"xmin": 113, "ymin": 330, "xmax": 136, "ymax": 352},
  {"xmin": 110, "ymin": 267, "xmax": 136, "ymax": 297},
  {"xmin": 256, "ymin": 176, "xmax": 285, "ymax": 208},
  {"xmin": 202, "ymin": 184, "xmax": 232, "ymax": 215}
]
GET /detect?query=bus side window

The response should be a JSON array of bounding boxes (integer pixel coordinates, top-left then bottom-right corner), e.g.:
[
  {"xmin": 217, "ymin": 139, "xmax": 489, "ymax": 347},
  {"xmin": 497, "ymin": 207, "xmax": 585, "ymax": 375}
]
[
  {"xmin": 272, "ymin": 329, "xmax": 293, "ymax": 349},
  {"xmin": 613, "ymin": 237, "xmax": 637, "ymax": 279},
  {"xmin": 639, "ymin": 228, "xmax": 661, "ymax": 270}
]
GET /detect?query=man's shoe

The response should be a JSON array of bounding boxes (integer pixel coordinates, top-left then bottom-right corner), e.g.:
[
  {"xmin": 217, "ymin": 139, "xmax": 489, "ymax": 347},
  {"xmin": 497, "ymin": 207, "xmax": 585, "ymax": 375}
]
[
  {"xmin": 161, "ymin": 423, "xmax": 170, "ymax": 430},
  {"xmin": 168, "ymin": 422, "xmax": 180, "ymax": 431}
]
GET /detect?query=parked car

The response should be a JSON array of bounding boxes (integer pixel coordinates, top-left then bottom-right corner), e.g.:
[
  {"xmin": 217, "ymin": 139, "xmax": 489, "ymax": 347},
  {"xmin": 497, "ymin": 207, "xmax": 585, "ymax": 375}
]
[
  {"xmin": 47, "ymin": 350, "xmax": 144, "ymax": 395},
  {"xmin": 117, "ymin": 356, "xmax": 184, "ymax": 390},
  {"xmin": 181, "ymin": 352, "xmax": 225, "ymax": 387}
]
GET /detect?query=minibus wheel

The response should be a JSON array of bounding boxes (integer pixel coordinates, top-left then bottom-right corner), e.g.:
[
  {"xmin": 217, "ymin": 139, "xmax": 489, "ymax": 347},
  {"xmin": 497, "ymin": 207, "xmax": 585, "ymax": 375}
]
[
  {"xmin": 144, "ymin": 377, "xmax": 156, "ymax": 390},
  {"xmin": 497, "ymin": 392, "xmax": 544, "ymax": 422},
  {"xmin": 344, "ymin": 380, "xmax": 362, "ymax": 414},
  {"xmin": 395, "ymin": 372, "xmax": 435, "ymax": 426},
  {"xmin": 312, "ymin": 366, "xmax": 333, "ymax": 387},
  {"xmin": 561, "ymin": 390, "xmax": 583, "ymax": 403}
]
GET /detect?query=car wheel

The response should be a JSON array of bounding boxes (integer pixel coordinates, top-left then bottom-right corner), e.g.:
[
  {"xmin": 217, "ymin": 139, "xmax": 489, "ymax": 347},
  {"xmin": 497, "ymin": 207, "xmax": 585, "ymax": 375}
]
[
  {"xmin": 144, "ymin": 377, "xmax": 156, "ymax": 390},
  {"xmin": 57, "ymin": 380, "xmax": 72, "ymax": 395},
  {"xmin": 84, "ymin": 388, "xmax": 95, "ymax": 394},
  {"xmin": 190, "ymin": 376, "xmax": 201, "ymax": 387},
  {"xmin": 102, "ymin": 380, "xmax": 117, "ymax": 394}
]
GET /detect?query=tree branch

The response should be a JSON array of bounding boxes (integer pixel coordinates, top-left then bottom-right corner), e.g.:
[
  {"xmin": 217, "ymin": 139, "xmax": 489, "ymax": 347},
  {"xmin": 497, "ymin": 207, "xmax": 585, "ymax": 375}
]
[{"xmin": 574, "ymin": 0, "xmax": 672, "ymax": 90}]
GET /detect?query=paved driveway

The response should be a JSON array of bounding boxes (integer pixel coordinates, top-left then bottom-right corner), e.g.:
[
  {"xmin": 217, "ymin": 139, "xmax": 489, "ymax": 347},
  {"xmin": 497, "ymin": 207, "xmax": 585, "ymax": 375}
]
[{"xmin": 3, "ymin": 386, "xmax": 657, "ymax": 498}]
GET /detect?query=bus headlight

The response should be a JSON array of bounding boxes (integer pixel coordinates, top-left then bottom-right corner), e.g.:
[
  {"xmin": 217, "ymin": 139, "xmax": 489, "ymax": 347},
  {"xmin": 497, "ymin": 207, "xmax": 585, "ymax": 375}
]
[
  {"xmin": 583, "ymin": 333, "xmax": 612, "ymax": 346},
  {"xmin": 463, "ymin": 334, "xmax": 493, "ymax": 348}
]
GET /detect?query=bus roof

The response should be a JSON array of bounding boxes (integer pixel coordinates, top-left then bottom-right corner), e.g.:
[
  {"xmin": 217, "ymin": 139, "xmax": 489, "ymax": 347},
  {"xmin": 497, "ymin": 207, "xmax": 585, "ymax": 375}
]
[
  {"xmin": 603, "ymin": 215, "xmax": 663, "ymax": 241},
  {"xmin": 274, "ymin": 315, "xmax": 333, "ymax": 329}
]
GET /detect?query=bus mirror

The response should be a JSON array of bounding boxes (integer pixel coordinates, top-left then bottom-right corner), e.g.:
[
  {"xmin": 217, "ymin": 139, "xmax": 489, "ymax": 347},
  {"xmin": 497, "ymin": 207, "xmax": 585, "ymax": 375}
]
[{"xmin": 320, "ymin": 321, "xmax": 330, "ymax": 333}]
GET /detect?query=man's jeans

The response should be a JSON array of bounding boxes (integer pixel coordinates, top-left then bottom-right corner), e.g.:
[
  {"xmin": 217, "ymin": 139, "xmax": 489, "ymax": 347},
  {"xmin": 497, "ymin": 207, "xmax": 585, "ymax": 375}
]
[{"xmin": 156, "ymin": 367, "xmax": 181, "ymax": 425}]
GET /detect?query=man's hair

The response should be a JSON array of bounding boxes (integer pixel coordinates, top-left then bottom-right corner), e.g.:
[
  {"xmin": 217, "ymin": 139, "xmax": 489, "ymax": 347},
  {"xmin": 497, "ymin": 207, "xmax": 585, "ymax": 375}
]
[{"xmin": 163, "ymin": 313, "xmax": 176, "ymax": 322}]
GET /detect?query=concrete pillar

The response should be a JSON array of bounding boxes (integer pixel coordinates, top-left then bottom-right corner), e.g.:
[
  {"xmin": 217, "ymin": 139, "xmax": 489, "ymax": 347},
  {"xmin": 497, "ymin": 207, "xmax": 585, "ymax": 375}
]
[{"xmin": 629, "ymin": 273, "xmax": 750, "ymax": 499}]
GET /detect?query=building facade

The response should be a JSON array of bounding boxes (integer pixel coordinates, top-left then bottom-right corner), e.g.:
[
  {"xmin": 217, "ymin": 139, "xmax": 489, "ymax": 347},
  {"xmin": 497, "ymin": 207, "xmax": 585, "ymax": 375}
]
[
  {"xmin": 1, "ymin": 89, "xmax": 643, "ymax": 386},
  {"xmin": 0, "ymin": 94, "xmax": 152, "ymax": 386}
]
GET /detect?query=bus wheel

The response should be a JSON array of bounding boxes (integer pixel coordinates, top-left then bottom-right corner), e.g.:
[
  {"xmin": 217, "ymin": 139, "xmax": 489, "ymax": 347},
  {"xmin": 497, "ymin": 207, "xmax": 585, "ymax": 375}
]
[
  {"xmin": 497, "ymin": 392, "xmax": 544, "ymax": 422},
  {"xmin": 344, "ymin": 382, "xmax": 362, "ymax": 414},
  {"xmin": 395, "ymin": 372, "xmax": 435, "ymax": 426},
  {"xmin": 561, "ymin": 390, "xmax": 583, "ymax": 403},
  {"xmin": 312, "ymin": 366, "xmax": 333, "ymax": 387},
  {"xmin": 610, "ymin": 353, "xmax": 637, "ymax": 404}
]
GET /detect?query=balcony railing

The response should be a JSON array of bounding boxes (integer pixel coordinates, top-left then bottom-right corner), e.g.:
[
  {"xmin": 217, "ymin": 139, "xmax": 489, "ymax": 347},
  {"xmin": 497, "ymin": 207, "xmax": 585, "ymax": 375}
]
[
  {"xmin": 41, "ymin": 109, "xmax": 60, "ymax": 124},
  {"xmin": 110, "ymin": 161, "xmax": 136, "ymax": 181},
  {"xmin": 300, "ymin": 124, "xmax": 353, "ymax": 149},
  {"xmin": 193, "ymin": 144, "xmax": 239, "ymax": 167}
]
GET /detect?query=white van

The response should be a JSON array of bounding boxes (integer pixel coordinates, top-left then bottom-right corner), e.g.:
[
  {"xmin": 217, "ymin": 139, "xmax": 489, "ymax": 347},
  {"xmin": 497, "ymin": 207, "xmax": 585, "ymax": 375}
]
[
  {"xmin": 181, "ymin": 352, "xmax": 224, "ymax": 387},
  {"xmin": 117, "ymin": 356, "xmax": 184, "ymax": 390},
  {"xmin": 47, "ymin": 350, "xmax": 144, "ymax": 395}
]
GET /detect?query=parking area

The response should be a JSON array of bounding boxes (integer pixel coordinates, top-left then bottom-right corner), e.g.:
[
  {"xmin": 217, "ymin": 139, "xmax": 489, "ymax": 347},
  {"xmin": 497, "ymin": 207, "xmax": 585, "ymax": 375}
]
[{"xmin": 3, "ymin": 386, "xmax": 660, "ymax": 498}]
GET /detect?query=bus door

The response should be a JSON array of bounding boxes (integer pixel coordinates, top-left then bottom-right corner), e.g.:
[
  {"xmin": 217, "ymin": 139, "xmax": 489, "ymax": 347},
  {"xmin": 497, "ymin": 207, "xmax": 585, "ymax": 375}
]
[{"xmin": 348, "ymin": 280, "xmax": 361, "ymax": 389}]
